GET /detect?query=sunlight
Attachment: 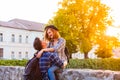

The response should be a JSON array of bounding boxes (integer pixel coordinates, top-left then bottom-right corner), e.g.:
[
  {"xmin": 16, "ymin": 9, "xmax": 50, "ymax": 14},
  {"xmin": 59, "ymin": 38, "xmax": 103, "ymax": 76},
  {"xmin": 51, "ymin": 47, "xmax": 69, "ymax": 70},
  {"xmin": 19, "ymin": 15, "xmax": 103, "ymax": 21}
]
[
  {"xmin": 101, "ymin": 0, "xmax": 120, "ymax": 26},
  {"xmin": 106, "ymin": 27, "xmax": 120, "ymax": 37}
]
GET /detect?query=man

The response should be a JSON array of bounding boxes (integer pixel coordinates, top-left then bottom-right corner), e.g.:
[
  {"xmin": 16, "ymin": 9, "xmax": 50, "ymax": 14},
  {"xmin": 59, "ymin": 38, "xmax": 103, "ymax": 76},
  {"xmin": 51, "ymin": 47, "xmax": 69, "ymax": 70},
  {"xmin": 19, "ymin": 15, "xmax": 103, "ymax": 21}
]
[
  {"xmin": 35, "ymin": 38, "xmax": 64, "ymax": 80},
  {"xmin": 39, "ymin": 52, "xmax": 64, "ymax": 80}
]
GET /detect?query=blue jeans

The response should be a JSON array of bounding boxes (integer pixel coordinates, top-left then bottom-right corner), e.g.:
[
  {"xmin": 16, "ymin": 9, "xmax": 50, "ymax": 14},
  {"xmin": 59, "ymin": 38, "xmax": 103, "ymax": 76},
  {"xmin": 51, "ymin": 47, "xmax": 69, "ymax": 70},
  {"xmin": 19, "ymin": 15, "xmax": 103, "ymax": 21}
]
[{"xmin": 48, "ymin": 65, "xmax": 59, "ymax": 80}]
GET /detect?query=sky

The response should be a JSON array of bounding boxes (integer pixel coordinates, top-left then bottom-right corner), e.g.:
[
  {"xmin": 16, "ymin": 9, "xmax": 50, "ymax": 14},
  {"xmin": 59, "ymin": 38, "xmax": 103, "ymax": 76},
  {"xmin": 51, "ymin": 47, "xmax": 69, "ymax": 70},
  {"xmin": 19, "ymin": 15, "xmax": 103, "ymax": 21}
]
[
  {"xmin": 101, "ymin": 0, "xmax": 120, "ymax": 37},
  {"xmin": 0, "ymin": 0, "xmax": 61, "ymax": 23},
  {"xmin": 0, "ymin": 0, "xmax": 120, "ymax": 25},
  {"xmin": 102, "ymin": 0, "xmax": 120, "ymax": 26}
]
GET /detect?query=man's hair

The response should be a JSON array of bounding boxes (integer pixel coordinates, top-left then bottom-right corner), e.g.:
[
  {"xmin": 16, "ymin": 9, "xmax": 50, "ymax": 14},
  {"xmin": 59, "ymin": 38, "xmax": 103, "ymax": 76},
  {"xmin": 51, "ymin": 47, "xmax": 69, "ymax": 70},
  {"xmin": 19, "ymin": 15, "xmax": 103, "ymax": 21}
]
[
  {"xmin": 33, "ymin": 37, "xmax": 43, "ymax": 51},
  {"xmin": 24, "ymin": 37, "xmax": 42, "ymax": 80}
]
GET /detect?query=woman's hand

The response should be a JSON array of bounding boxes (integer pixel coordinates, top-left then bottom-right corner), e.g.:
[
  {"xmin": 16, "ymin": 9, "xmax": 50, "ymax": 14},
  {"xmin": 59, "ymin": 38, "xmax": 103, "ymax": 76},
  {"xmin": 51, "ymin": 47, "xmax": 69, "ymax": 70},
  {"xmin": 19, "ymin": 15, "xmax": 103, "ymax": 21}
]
[
  {"xmin": 63, "ymin": 61, "xmax": 68, "ymax": 68},
  {"xmin": 61, "ymin": 61, "xmax": 68, "ymax": 69},
  {"xmin": 42, "ymin": 48, "xmax": 48, "ymax": 52}
]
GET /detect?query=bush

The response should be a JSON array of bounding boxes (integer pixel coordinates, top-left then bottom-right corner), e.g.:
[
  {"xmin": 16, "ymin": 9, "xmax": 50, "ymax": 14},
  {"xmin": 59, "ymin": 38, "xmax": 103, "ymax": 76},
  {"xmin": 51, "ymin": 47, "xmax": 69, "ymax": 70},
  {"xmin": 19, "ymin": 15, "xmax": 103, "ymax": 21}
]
[
  {"xmin": 0, "ymin": 59, "xmax": 28, "ymax": 66},
  {"xmin": 67, "ymin": 58, "xmax": 120, "ymax": 71},
  {"xmin": 1, "ymin": 58, "xmax": 120, "ymax": 71}
]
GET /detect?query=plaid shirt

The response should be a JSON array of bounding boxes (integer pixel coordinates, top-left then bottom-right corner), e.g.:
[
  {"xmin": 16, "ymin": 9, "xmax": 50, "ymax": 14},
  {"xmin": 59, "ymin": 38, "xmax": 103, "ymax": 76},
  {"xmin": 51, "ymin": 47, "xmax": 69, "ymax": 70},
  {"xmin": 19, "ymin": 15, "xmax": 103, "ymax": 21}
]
[
  {"xmin": 39, "ymin": 52, "xmax": 63, "ymax": 80},
  {"xmin": 48, "ymin": 37, "xmax": 67, "ymax": 62}
]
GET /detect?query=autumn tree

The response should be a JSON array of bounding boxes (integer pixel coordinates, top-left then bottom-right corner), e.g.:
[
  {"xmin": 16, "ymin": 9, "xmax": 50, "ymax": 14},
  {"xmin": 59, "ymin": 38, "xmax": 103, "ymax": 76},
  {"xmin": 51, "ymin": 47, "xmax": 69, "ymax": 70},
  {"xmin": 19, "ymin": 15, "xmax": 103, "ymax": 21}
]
[
  {"xmin": 95, "ymin": 35, "xmax": 119, "ymax": 58},
  {"xmin": 48, "ymin": 0, "xmax": 112, "ymax": 58}
]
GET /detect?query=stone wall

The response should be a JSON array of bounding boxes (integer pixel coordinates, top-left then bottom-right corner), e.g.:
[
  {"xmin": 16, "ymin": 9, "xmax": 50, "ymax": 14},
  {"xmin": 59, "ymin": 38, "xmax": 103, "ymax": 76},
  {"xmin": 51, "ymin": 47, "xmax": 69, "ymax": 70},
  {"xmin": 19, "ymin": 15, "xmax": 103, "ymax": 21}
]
[
  {"xmin": 0, "ymin": 66, "xmax": 120, "ymax": 80},
  {"xmin": 0, "ymin": 66, "xmax": 24, "ymax": 80}
]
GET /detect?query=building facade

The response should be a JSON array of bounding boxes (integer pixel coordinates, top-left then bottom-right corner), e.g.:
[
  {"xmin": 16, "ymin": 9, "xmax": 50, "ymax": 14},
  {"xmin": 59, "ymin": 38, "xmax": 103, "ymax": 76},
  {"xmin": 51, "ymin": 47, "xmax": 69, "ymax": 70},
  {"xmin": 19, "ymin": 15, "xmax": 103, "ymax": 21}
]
[{"xmin": 0, "ymin": 19, "xmax": 44, "ymax": 60}]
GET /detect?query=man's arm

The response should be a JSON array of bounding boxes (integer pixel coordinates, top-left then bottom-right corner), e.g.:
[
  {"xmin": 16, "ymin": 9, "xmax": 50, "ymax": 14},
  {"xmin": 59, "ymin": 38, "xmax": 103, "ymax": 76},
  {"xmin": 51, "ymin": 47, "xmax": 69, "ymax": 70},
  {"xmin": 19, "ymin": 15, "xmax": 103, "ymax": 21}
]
[
  {"xmin": 42, "ymin": 38, "xmax": 66, "ymax": 53},
  {"xmin": 36, "ymin": 49, "xmax": 44, "ymax": 58}
]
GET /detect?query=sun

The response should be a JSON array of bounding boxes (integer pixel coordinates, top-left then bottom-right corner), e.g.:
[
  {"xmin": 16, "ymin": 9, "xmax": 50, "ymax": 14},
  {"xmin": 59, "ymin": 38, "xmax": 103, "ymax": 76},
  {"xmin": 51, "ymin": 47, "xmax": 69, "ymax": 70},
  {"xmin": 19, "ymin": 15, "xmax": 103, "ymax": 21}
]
[{"xmin": 106, "ymin": 27, "xmax": 120, "ymax": 37}]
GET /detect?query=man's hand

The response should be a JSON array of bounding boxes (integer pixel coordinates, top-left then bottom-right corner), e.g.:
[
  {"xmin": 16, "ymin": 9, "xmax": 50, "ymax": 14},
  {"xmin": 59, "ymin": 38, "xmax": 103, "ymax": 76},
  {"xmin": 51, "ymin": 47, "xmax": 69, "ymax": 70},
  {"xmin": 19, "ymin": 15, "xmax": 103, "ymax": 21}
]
[{"xmin": 36, "ymin": 49, "xmax": 44, "ymax": 58}]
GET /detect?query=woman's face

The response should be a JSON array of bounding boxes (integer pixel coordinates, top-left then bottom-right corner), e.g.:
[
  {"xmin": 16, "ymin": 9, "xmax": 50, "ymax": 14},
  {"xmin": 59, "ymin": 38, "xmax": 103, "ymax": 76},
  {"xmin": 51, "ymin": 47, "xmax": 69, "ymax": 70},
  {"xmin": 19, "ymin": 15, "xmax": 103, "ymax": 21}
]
[
  {"xmin": 41, "ymin": 41, "xmax": 47, "ymax": 48},
  {"xmin": 47, "ymin": 29, "xmax": 54, "ymax": 39}
]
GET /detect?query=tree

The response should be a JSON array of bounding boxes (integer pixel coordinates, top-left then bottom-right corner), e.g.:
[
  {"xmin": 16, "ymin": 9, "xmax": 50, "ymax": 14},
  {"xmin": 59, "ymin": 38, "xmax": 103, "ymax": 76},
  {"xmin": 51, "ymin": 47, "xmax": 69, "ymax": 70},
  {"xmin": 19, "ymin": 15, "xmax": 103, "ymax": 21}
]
[
  {"xmin": 48, "ymin": 0, "xmax": 112, "ymax": 59},
  {"xmin": 66, "ymin": 40, "xmax": 77, "ymax": 58},
  {"xmin": 95, "ymin": 35, "xmax": 120, "ymax": 58}
]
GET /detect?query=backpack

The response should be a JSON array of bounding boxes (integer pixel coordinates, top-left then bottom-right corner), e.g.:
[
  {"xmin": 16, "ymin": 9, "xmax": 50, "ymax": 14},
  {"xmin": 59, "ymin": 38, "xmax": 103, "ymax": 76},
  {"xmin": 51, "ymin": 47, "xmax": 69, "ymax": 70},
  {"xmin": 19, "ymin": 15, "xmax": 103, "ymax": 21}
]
[
  {"xmin": 64, "ymin": 46, "xmax": 70, "ymax": 63},
  {"xmin": 23, "ymin": 55, "xmax": 42, "ymax": 80}
]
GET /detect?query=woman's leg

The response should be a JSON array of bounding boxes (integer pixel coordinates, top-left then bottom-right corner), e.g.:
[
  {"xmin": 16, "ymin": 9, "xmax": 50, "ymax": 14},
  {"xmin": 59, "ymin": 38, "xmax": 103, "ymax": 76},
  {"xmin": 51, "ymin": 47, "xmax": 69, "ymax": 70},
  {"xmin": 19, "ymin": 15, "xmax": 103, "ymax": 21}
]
[{"xmin": 48, "ymin": 66, "xmax": 59, "ymax": 80}]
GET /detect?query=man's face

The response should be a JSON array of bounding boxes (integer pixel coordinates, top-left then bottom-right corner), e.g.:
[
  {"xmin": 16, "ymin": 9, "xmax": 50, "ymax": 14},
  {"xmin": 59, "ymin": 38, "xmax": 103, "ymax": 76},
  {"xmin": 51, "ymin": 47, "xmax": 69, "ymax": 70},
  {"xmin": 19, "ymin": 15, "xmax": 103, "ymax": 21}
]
[
  {"xmin": 47, "ymin": 29, "xmax": 54, "ymax": 39},
  {"xmin": 41, "ymin": 41, "xmax": 47, "ymax": 48}
]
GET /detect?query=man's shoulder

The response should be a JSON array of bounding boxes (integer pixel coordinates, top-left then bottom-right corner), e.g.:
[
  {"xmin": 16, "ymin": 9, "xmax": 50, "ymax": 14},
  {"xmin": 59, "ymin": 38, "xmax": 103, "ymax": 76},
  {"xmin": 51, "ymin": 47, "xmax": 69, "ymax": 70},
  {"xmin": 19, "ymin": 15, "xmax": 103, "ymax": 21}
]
[
  {"xmin": 43, "ymin": 52, "xmax": 50, "ymax": 55},
  {"xmin": 40, "ymin": 52, "xmax": 52, "ymax": 60},
  {"xmin": 42, "ymin": 52, "xmax": 56, "ymax": 60},
  {"xmin": 43, "ymin": 52, "xmax": 54, "ymax": 56}
]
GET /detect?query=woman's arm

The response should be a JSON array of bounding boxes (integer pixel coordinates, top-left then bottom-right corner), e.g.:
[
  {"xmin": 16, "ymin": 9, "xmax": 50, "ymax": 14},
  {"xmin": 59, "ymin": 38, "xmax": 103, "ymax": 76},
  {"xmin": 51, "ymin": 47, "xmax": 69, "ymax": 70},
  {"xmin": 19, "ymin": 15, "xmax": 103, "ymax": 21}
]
[
  {"xmin": 43, "ymin": 38, "xmax": 66, "ymax": 53},
  {"xmin": 42, "ymin": 48, "xmax": 54, "ymax": 52}
]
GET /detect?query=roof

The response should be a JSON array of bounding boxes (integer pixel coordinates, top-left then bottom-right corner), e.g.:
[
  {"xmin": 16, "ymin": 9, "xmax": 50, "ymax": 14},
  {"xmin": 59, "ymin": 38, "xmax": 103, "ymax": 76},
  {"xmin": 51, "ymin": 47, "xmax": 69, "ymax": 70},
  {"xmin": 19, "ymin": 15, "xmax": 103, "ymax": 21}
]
[{"xmin": 0, "ymin": 18, "xmax": 45, "ymax": 32}]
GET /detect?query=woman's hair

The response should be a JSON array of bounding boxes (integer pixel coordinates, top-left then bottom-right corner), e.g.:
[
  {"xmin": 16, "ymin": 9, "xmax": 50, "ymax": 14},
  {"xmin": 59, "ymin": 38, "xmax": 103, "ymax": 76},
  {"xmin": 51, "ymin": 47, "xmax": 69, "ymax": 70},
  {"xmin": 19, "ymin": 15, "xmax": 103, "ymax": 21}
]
[
  {"xmin": 33, "ymin": 37, "xmax": 43, "ymax": 51},
  {"xmin": 44, "ymin": 25, "xmax": 60, "ymax": 41},
  {"xmin": 44, "ymin": 25, "xmax": 59, "ymax": 31}
]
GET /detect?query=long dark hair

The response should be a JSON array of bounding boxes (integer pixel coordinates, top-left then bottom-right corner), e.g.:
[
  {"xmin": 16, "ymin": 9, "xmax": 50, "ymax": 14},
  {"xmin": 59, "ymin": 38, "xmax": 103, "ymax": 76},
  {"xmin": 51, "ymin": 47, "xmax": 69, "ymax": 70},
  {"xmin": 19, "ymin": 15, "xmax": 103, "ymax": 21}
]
[{"xmin": 33, "ymin": 37, "xmax": 43, "ymax": 51}]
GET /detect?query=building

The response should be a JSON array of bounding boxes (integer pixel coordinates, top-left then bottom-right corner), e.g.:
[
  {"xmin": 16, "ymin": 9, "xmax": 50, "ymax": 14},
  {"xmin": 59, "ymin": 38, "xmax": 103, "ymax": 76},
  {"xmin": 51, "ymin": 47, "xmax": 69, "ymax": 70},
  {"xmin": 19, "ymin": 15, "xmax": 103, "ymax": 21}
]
[
  {"xmin": 113, "ymin": 47, "xmax": 120, "ymax": 58},
  {"xmin": 72, "ymin": 45, "xmax": 98, "ymax": 59},
  {"xmin": 0, "ymin": 19, "xmax": 45, "ymax": 60}
]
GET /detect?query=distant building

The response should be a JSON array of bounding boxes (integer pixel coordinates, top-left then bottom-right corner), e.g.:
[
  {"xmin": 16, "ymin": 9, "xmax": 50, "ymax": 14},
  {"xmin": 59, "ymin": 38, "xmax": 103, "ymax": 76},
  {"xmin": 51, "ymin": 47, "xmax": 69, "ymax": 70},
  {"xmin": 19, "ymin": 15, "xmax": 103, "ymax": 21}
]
[
  {"xmin": 113, "ymin": 47, "xmax": 120, "ymax": 58},
  {"xmin": 72, "ymin": 45, "xmax": 98, "ymax": 59},
  {"xmin": 0, "ymin": 19, "xmax": 45, "ymax": 60},
  {"xmin": 72, "ymin": 51, "xmax": 97, "ymax": 59}
]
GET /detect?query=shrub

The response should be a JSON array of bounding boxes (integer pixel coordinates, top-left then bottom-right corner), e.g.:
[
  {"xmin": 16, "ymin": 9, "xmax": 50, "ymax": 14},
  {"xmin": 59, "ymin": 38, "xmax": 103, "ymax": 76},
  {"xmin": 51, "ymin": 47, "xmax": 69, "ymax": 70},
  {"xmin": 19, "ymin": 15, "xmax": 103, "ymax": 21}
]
[
  {"xmin": 0, "ymin": 58, "xmax": 120, "ymax": 71},
  {"xmin": 67, "ymin": 58, "xmax": 120, "ymax": 71},
  {"xmin": 0, "ymin": 59, "xmax": 28, "ymax": 66}
]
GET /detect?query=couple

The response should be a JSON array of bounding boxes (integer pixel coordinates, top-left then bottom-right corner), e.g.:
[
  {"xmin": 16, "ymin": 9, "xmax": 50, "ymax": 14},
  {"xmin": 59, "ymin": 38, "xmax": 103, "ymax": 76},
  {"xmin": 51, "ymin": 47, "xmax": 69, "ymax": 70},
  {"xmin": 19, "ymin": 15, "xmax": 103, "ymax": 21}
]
[{"xmin": 36, "ymin": 25, "xmax": 68, "ymax": 80}]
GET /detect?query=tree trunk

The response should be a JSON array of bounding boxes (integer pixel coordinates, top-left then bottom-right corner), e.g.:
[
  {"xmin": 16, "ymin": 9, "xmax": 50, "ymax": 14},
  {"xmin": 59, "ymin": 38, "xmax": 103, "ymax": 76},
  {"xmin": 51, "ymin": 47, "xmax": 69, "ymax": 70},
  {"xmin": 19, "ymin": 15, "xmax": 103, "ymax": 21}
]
[
  {"xmin": 84, "ymin": 52, "xmax": 89, "ymax": 59},
  {"xmin": 70, "ymin": 54, "xmax": 72, "ymax": 58}
]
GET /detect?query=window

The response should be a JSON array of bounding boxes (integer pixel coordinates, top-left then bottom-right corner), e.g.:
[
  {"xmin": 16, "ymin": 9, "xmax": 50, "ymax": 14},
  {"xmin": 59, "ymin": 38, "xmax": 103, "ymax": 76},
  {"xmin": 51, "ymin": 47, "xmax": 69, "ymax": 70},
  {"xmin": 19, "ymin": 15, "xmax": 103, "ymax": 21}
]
[
  {"xmin": 0, "ymin": 48, "xmax": 3, "ymax": 59},
  {"xmin": 19, "ymin": 35, "xmax": 22, "ymax": 43},
  {"xmin": 25, "ymin": 52, "xmax": 28, "ymax": 59},
  {"xmin": 11, "ymin": 34, "xmax": 15, "ymax": 42},
  {"xmin": 19, "ymin": 52, "xmax": 22, "ymax": 59},
  {"xmin": 25, "ymin": 36, "xmax": 28, "ymax": 43},
  {"xmin": 11, "ymin": 51, "xmax": 15, "ymax": 59},
  {"xmin": 0, "ymin": 33, "xmax": 3, "ymax": 42}
]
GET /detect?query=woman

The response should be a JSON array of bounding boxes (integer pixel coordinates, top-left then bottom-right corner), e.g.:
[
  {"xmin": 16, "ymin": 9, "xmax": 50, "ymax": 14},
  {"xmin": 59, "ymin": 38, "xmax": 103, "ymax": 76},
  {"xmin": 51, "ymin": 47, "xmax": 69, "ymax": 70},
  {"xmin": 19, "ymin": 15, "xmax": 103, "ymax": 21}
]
[{"xmin": 40, "ymin": 25, "xmax": 68, "ymax": 80}]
